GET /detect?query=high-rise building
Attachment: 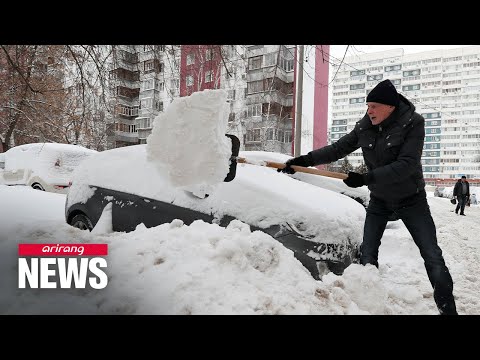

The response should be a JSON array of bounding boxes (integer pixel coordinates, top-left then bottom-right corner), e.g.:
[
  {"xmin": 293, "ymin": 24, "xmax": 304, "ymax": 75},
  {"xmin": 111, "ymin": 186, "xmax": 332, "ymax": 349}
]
[{"xmin": 329, "ymin": 46, "xmax": 480, "ymax": 182}]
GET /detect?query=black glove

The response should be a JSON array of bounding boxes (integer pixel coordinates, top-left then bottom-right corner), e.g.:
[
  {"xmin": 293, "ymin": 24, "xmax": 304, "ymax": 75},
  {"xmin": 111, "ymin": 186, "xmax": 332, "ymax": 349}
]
[
  {"xmin": 278, "ymin": 154, "xmax": 313, "ymax": 174},
  {"xmin": 343, "ymin": 171, "xmax": 367, "ymax": 188}
]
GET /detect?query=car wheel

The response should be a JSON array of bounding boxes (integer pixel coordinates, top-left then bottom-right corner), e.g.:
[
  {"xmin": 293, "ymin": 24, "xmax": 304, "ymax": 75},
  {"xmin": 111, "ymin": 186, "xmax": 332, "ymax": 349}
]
[
  {"xmin": 32, "ymin": 183, "xmax": 45, "ymax": 191},
  {"xmin": 70, "ymin": 214, "xmax": 93, "ymax": 231}
]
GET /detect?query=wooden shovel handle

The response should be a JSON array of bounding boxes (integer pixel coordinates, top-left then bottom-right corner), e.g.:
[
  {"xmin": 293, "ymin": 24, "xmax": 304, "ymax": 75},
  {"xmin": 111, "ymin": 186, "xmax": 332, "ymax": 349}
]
[{"xmin": 236, "ymin": 157, "xmax": 348, "ymax": 180}]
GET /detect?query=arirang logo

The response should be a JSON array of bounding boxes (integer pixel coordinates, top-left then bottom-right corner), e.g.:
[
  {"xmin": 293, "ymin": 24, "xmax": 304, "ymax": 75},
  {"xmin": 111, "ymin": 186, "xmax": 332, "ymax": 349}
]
[{"xmin": 18, "ymin": 244, "xmax": 108, "ymax": 289}]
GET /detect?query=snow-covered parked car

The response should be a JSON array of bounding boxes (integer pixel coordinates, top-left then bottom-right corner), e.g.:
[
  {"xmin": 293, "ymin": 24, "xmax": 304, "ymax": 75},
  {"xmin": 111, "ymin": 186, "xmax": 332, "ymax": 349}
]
[
  {"xmin": 0, "ymin": 143, "xmax": 97, "ymax": 194},
  {"xmin": 65, "ymin": 144, "xmax": 366, "ymax": 279},
  {"xmin": 434, "ymin": 186, "xmax": 446, "ymax": 197}
]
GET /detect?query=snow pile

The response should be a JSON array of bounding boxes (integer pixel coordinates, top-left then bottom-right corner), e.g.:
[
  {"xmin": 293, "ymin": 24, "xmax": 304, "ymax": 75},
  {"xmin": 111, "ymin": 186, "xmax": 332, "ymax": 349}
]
[{"xmin": 146, "ymin": 89, "xmax": 232, "ymax": 188}]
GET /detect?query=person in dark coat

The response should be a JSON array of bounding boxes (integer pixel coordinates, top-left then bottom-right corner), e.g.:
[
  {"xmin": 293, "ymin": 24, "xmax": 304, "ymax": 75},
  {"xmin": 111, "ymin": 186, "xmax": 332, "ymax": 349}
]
[
  {"xmin": 279, "ymin": 79, "xmax": 457, "ymax": 315},
  {"xmin": 453, "ymin": 176, "xmax": 470, "ymax": 215}
]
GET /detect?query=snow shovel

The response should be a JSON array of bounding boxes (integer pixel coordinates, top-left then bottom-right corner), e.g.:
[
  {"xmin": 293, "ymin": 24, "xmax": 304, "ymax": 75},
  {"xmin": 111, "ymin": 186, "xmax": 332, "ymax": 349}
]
[{"xmin": 224, "ymin": 134, "xmax": 348, "ymax": 181}]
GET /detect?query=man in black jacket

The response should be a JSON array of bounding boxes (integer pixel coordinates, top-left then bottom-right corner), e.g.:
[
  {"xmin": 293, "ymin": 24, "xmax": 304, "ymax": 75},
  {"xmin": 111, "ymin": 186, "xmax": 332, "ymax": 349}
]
[
  {"xmin": 279, "ymin": 79, "xmax": 457, "ymax": 315},
  {"xmin": 453, "ymin": 176, "xmax": 470, "ymax": 215}
]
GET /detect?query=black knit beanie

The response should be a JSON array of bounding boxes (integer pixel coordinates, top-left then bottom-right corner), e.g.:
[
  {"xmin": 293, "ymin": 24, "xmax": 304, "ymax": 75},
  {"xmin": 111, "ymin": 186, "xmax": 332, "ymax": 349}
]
[{"xmin": 366, "ymin": 79, "xmax": 399, "ymax": 107}]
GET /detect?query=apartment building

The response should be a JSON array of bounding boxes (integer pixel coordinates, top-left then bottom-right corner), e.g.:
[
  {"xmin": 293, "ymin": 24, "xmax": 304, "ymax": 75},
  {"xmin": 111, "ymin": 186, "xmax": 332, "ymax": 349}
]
[
  {"xmin": 107, "ymin": 45, "xmax": 329, "ymax": 156},
  {"xmin": 242, "ymin": 45, "xmax": 295, "ymax": 153},
  {"xmin": 107, "ymin": 45, "xmax": 245, "ymax": 149},
  {"xmin": 106, "ymin": 45, "xmax": 181, "ymax": 148},
  {"xmin": 329, "ymin": 46, "xmax": 480, "ymax": 182}
]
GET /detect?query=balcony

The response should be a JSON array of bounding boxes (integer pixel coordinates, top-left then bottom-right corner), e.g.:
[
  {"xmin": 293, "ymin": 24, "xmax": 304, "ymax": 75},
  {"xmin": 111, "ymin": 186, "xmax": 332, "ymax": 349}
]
[
  {"xmin": 246, "ymin": 91, "xmax": 293, "ymax": 107},
  {"xmin": 115, "ymin": 131, "xmax": 138, "ymax": 143}
]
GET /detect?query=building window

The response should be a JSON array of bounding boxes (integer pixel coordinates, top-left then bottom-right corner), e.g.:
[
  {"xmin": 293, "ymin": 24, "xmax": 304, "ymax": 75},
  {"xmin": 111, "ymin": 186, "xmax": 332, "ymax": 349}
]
[
  {"xmin": 247, "ymin": 104, "xmax": 262, "ymax": 117},
  {"xmin": 367, "ymin": 74, "xmax": 383, "ymax": 81},
  {"xmin": 403, "ymin": 69, "xmax": 421, "ymax": 77},
  {"xmin": 227, "ymin": 89, "xmax": 235, "ymax": 101},
  {"xmin": 186, "ymin": 75, "xmax": 194, "ymax": 87},
  {"xmin": 246, "ymin": 128, "xmax": 261, "ymax": 142},
  {"xmin": 247, "ymin": 80, "xmax": 264, "ymax": 94},
  {"xmin": 206, "ymin": 48, "xmax": 213, "ymax": 61},
  {"xmin": 266, "ymin": 128, "xmax": 275, "ymax": 140},
  {"xmin": 350, "ymin": 83, "xmax": 365, "ymax": 90},
  {"xmin": 384, "ymin": 64, "xmax": 402, "ymax": 72},
  {"xmin": 349, "ymin": 97, "xmax": 365, "ymax": 104},
  {"xmin": 143, "ymin": 78, "xmax": 154, "ymax": 91},
  {"xmin": 284, "ymin": 130, "xmax": 292, "ymax": 143},
  {"xmin": 144, "ymin": 60, "xmax": 154, "ymax": 72},
  {"xmin": 117, "ymin": 105, "xmax": 138, "ymax": 117},
  {"xmin": 402, "ymin": 84, "xmax": 421, "ymax": 91},
  {"xmin": 264, "ymin": 53, "xmax": 277, "ymax": 67},
  {"xmin": 156, "ymin": 100, "xmax": 163, "ymax": 111},
  {"xmin": 205, "ymin": 70, "xmax": 213, "ymax": 83},
  {"xmin": 136, "ymin": 117, "xmax": 151, "ymax": 129},
  {"xmin": 186, "ymin": 53, "xmax": 195, "ymax": 66},
  {"xmin": 280, "ymin": 57, "xmax": 294, "ymax": 72},
  {"xmin": 350, "ymin": 70, "xmax": 365, "ymax": 76},
  {"xmin": 141, "ymin": 98, "xmax": 153, "ymax": 109},
  {"xmin": 248, "ymin": 56, "xmax": 262, "ymax": 70},
  {"xmin": 171, "ymin": 79, "xmax": 179, "ymax": 89},
  {"xmin": 156, "ymin": 81, "xmax": 165, "ymax": 92}
]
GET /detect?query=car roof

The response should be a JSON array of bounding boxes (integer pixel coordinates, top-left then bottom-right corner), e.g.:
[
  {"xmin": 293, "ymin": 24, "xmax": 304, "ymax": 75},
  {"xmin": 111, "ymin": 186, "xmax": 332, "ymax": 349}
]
[{"xmin": 6, "ymin": 143, "xmax": 97, "ymax": 155}]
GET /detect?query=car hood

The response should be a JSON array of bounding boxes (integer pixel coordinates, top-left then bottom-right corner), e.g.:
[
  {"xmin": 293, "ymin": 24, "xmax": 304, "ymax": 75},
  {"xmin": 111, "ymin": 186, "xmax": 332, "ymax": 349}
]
[
  {"xmin": 68, "ymin": 145, "xmax": 365, "ymax": 246},
  {"xmin": 240, "ymin": 151, "xmax": 370, "ymax": 206}
]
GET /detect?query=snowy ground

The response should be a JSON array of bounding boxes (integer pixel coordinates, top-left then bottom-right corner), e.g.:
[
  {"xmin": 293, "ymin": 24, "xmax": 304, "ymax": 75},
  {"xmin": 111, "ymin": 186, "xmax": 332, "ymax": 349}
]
[{"xmin": 0, "ymin": 184, "xmax": 478, "ymax": 315}]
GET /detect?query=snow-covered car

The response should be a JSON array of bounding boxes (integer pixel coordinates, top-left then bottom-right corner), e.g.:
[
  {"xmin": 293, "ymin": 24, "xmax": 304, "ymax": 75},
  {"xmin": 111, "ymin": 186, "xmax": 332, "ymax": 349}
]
[
  {"xmin": 434, "ymin": 186, "xmax": 446, "ymax": 197},
  {"xmin": 65, "ymin": 144, "xmax": 366, "ymax": 279},
  {"xmin": 0, "ymin": 143, "xmax": 97, "ymax": 194}
]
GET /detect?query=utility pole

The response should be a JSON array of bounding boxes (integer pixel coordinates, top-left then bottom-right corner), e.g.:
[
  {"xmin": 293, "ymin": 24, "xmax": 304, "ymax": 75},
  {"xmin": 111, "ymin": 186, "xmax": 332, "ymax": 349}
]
[{"xmin": 294, "ymin": 45, "xmax": 304, "ymax": 157}]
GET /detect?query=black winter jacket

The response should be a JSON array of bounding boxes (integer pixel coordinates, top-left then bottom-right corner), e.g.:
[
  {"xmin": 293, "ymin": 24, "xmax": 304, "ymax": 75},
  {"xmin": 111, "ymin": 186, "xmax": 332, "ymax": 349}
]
[
  {"xmin": 453, "ymin": 180, "xmax": 470, "ymax": 198},
  {"xmin": 309, "ymin": 94, "xmax": 425, "ymax": 202}
]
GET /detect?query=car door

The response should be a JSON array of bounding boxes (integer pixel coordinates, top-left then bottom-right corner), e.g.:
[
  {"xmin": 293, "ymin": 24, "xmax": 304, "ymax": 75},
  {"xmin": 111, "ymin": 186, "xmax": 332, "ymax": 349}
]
[
  {"xmin": 2, "ymin": 168, "xmax": 26, "ymax": 184},
  {"xmin": 92, "ymin": 187, "xmax": 215, "ymax": 232}
]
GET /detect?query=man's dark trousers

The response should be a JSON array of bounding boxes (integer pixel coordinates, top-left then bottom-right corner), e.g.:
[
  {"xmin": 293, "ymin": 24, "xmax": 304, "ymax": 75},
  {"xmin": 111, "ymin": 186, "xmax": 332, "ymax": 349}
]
[
  {"xmin": 360, "ymin": 190, "xmax": 456, "ymax": 314},
  {"xmin": 455, "ymin": 194, "xmax": 468, "ymax": 215}
]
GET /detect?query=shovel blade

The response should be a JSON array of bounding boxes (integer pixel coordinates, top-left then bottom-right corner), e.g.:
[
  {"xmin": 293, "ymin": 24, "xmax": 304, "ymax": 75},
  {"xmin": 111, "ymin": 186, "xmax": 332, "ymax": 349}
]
[{"xmin": 224, "ymin": 134, "xmax": 240, "ymax": 182}]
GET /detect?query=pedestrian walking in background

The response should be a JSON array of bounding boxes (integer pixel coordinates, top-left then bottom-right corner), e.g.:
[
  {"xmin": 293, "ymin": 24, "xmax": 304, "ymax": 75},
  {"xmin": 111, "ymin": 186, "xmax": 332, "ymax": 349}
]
[{"xmin": 453, "ymin": 176, "xmax": 470, "ymax": 216}]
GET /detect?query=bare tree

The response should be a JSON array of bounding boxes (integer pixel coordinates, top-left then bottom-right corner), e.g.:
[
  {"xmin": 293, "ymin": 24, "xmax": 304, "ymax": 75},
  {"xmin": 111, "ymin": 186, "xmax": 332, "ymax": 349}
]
[
  {"xmin": 0, "ymin": 45, "xmax": 66, "ymax": 150},
  {"xmin": 0, "ymin": 45, "xmax": 113, "ymax": 151}
]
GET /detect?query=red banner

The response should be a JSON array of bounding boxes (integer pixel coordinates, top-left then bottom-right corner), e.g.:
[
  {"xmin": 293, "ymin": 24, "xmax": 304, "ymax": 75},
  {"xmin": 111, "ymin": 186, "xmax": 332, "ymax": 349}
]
[{"xmin": 19, "ymin": 244, "xmax": 108, "ymax": 256}]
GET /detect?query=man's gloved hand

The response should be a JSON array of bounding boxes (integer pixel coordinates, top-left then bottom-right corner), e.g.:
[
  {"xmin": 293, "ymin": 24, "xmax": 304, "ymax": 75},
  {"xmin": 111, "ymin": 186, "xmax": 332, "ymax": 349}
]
[
  {"xmin": 277, "ymin": 154, "xmax": 313, "ymax": 174},
  {"xmin": 343, "ymin": 171, "xmax": 366, "ymax": 188}
]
